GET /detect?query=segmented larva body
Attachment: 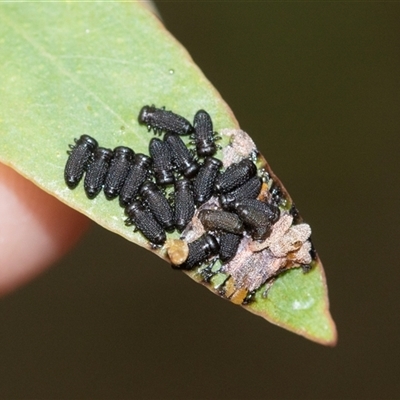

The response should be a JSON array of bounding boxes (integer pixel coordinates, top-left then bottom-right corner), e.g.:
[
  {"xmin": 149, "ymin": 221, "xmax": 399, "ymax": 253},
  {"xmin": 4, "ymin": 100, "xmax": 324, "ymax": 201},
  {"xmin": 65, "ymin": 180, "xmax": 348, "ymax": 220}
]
[
  {"xmin": 119, "ymin": 153, "xmax": 152, "ymax": 207},
  {"xmin": 64, "ymin": 135, "xmax": 98, "ymax": 189},
  {"xmin": 84, "ymin": 147, "xmax": 113, "ymax": 199},
  {"xmin": 164, "ymin": 132, "xmax": 199, "ymax": 178},
  {"xmin": 174, "ymin": 178, "xmax": 195, "ymax": 233},
  {"xmin": 219, "ymin": 232, "xmax": 242, "ymax": 263},
  {"xmin": 193, "ymin": 157, "xmax": 222, "ymax": 205},
  {"xmin": 214, "ymin": 158, "xmax": 257, "ymax": 194},
  {"xmin": 139, "ymin": 105, "xmax": 194, "ymax": 136},
  {"xmin": 234, "ymin": 198, "xmax": 280, "ymax": 224},
  {"xmin": 219, "ymin": 175, "xmax": 262, "ymax": 210},
  {"xmin": 140, "ymin": 181, "xmax": 175, "ymax": 232},
  {"xmin": 233, "ymin": 201, "xmax": 274, "ymax": 241},
  {"xmin": 198, "ymin": 209, "xmax": 244, "ymax": 235},
  {"xmin": 125, "ymin": 201, "xmax": 166, "ymax": 246},
  {"xmin": 104, "ymin": 146, "xmax": 135, "ymax": 200},
  {"xmin": 177, "ymin": 234, "xmax": 220, "ymax": 270},
  {"xmin": 193, "ymin": 109, "xmax": 217, "ymax": 157},
  {"xmin": 149, "ymin": 138, "xmax": 175, "ymax": 186}
]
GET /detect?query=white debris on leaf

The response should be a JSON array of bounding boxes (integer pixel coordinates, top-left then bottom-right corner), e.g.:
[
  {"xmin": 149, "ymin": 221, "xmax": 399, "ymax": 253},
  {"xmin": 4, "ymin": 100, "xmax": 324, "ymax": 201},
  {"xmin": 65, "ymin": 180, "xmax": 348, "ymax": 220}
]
[
  {"xmin": 222, "ymin": 212, "xmax": 312, "ymax": 293},
  {"xmin": 180, "ymin": 214, "xmax": 205, "ymax": 244},
  {"xmin": 251, "ymin": 214, "xmax": 294, "ymax": 252},
  {"xmin": 290, "ymin": 240, "xmax": 312, "ymax": 265},
  {"xmin": 222, "ymin": 235, "xmax": 284, "ymax": 292},
  {"xmin": 220, "ymin": 128, "xmax": 257, "ymax": 168},
  {"xmin": 250, "ymin": 214, "xmax": 312, "ymax": 261}
]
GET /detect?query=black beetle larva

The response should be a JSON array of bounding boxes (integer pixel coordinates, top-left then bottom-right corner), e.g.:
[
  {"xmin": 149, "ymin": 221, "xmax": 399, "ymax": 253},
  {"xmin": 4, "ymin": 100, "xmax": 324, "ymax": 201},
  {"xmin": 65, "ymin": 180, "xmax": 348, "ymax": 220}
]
[
  {"xmin": 193, "ymin": 109, "xmax": 217, "ymax": 157},
  {"xmin": 198, "ymin": 209, "xmax": 244, "ymax": 235},
  {"xmin": 164, "ymin": 132, "xmax": 199, "ymax": 178},
  {"xmin": 176, "ymin": 233, "xmax": 220, "ymax": 270},
  {"xmin": 214, "ymin": 158, "xmax": 257, "ymax": 194},
  {"xmin": 193, "ymin": 157, "xmax": 222, "ymax": 205},
  {"xmin": 219, "ymin": 232, "xmax": 242, "ymax": 263},
  {"xmin": 104, "ymin": 146, "xmax": 135, "ymax": 200},
  {"xmin": 64, "ymin": 134, "xmax": 98, "ymax": 189},
  {"xmin": 140, "ymin": 181, "xmax": 175, "ymax": 232},
  {"xmin": 219, "ymin": 175, "xmax": 262, "ymax": 210},
  {"xmin": 83, "ymin": 147, "xmax": 113, "ymax": 199},
  {"xmin": 138, "ymin": 105, "xmax": 194, "ymax": 136},
  {"xmin": 234, "ymin": 198, "xmax": 280, "ymax": 224},
  {"xmin": 149, "ymin": 137, "xmax": 175, "ymax": 186},
  {"xmin": 125, "ymin": 201, "xmax": 166, "ymax": 246},
  {"xmin": 233, "ymin": 201, "xmax": 273, "ymax": 241},
  {"xmin": 119, "ymin": 153, "xmax": 152, "ymax": 207},
  {"xmin": 174, "ymin": 178, "xmax": 195, "ymax": 233}
]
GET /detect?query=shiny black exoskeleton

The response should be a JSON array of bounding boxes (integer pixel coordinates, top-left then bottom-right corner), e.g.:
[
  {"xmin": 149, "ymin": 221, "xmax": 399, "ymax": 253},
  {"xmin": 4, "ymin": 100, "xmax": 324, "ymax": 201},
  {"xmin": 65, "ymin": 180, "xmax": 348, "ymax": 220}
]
[
  {"xmin": 214, "ymin": 158, "xmax": 257, "ymax": 194},
  {"xmin": 233, "ymin": 199, "xmax": 279, "ymax": 241},
  {"xmin": 138, "ymin": 105, "xmax": 194, "ymax": 136},
  {"xmin": 125, "ymin": 201, "xmax": 166, "ymax": 246},
  {"xmin": 193, "ymin": 157, "xmax": 222, "ymax": 205},
  {"xmin": 149, "ymin": 138, "xmax": 174, "ymax": 186},
  {"xmin": 104, "ymin": 146, "xmax": 135, "ymax": 200},
  {"xmin": 84, "ymin": 147, "xmax": 113, "ymax": 199},
  {"xmin": 219, "ymin": 175, "xmax": 262, "ymax": 210},
  {"xmin": 234, "ymin": 198, "xmax": 280, "ymax": 224},
  {"xmin": 178, "ymin": 234, "xmax": 220, "ymax": 270},
  {"xmin": 164, "ymin": 132, "xmax": 199, "ymax": 178},
  {"xmin": 119, "ymin": 154, "xmax": 152, "ymax": 207},
  {"xmin": 140, "ymin": 181, "xmax": 175, "ymax": 232},
  {"xmin": 198, "ymin": 209, "xmax": 244, "ymax": 234},
  {"xmin": 193, "ymin": 109, "xmax": 217, "ymax": 157},
  {"xmin": 174, "ymin": 178, "xmax": 195, "ymax": 233},
  {"xmin": 219, "ymin": 232, "xmax": 242, "ymax": 263},
  {"xmin": 64, "ymin": 135, "xmax": 98, "ymax": 189}
]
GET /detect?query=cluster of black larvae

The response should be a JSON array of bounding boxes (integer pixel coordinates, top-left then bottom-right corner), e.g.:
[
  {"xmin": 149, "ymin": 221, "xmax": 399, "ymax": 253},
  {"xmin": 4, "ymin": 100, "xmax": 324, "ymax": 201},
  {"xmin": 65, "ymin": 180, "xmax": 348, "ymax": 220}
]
[{"xmin": 64, "ymin": 105, "xmax": 282, "ymax": 271}]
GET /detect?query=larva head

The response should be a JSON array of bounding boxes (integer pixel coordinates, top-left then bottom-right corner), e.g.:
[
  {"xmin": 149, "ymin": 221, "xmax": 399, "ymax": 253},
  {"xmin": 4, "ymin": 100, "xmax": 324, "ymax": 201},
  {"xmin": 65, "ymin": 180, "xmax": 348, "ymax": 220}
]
[
  {"xmin": 78, "ymin": 134, "xmax": 98, "ymax": 150},
  {"xmin": 138, "ymin": 105, "xmax": 155, "ymax": 124}
]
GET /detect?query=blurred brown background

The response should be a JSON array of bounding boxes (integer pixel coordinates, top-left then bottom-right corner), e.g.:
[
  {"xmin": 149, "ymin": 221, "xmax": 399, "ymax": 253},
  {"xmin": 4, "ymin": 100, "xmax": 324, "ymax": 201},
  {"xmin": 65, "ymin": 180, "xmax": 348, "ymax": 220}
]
[{"xmin": 1, "ymin": 2, "xmax": 399, "ymax": 399}]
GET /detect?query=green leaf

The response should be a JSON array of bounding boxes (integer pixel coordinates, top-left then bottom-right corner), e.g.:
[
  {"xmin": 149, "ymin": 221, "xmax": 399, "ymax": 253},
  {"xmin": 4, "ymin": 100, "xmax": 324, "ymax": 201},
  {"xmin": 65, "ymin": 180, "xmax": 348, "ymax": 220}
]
[
  {"xmin": 0, "ymin": 2, "xmax": 336, "ymax": 345},
  {"xmin": 249, "ymin": 265, "xmax": 336, "ymax": 345}
]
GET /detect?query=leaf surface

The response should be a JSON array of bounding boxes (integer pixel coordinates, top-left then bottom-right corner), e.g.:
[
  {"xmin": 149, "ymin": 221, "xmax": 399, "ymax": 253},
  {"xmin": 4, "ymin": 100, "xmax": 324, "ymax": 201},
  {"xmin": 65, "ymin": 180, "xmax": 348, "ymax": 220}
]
[{"xmin": 0, "ymin": 2, "xmax": 336, "ymax": 345}]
